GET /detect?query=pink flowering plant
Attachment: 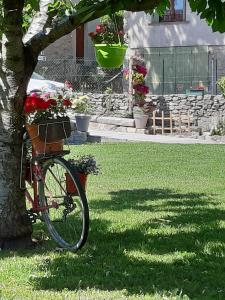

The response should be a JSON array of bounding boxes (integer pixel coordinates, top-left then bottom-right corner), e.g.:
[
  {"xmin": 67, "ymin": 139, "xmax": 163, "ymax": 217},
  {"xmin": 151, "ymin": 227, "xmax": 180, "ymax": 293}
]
[
  {"xmin": 132, "ymin": 58, "xmax": 149, "ymax": 105},
  {"xmin": 88, "ymin": 13, "xmax": 125, "ymax": 45},
  {"xmin": 124, "ymin": 56, "xmax": 155, "ymax": 115}
]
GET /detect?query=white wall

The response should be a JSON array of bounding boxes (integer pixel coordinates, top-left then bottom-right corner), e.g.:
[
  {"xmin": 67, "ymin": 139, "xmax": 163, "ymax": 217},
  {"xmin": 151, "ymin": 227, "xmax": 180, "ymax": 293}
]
[
  {"xmin": 125, "ymin": 3, "xmax": 225, "ymax": 48},
  {"xmin": 84, "ymin": 19, "xmax": 99, "ymax": 59}
]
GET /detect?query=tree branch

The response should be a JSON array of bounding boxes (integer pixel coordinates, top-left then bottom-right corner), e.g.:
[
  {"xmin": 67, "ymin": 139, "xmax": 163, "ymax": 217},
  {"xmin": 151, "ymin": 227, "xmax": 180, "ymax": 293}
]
[
  {"xmin": 23, "ymin": 0, "xmax": 54, "ymax": 44},
  {"xmin": 24, "ymin": 0, "xmax": 162, "ymax": 58}
]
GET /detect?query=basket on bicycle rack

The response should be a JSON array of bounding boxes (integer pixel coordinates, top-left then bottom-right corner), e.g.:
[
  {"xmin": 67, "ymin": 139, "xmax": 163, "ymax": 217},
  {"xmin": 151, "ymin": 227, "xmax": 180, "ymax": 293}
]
[{"xmin": 26, "ymin": 116, "xmax": 71, "ymax": 155}]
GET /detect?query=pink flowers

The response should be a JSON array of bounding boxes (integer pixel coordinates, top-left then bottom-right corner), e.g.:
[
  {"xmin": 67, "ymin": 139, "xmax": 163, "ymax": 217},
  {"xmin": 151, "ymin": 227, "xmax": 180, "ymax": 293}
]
[
  {"xmin": 131, "ymin": 58, "xmax": 150, "ymax": 104},
  {"xmin": 134, "ymin": 84, "xmax": 149, "ymax": 94},
  {"xmin": 135, "ymin": 65, "xmax": 147, "ymax": 76},
  {"xmin": 88, "ymin": 20, "xmax": 125, "ymax": 45},
  {"xmin": 65, "ymin": 80, "xmax": 74, "ymax": 90},
  {"xmin": 96, "ymin": 24, "xmax": 104, "ymax": 33}
]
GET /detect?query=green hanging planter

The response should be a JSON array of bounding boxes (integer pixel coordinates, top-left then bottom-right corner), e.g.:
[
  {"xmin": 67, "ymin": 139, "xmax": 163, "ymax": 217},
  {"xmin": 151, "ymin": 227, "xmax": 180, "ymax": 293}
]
[{"xmin": 94, "ymin": 44, "xmax": 128, "ymax": 68}]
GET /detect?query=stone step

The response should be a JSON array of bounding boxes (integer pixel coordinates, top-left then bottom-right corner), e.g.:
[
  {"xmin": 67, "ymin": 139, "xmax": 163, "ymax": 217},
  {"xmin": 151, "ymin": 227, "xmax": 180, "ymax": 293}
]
[
  {"xmin": 89, "ymin": 122, "xmax": 149, "ymax": 134},
  {"xmin": 90, "ymin": 116, "xmax": 135, "ymax": 127}
]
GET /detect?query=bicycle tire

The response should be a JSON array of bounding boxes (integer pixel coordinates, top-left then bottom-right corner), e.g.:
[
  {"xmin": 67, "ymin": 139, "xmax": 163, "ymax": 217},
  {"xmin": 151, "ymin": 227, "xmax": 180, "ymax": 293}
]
[{"xmin": 38, "ymin": 156, "xmax": 89, "ymax": 251}]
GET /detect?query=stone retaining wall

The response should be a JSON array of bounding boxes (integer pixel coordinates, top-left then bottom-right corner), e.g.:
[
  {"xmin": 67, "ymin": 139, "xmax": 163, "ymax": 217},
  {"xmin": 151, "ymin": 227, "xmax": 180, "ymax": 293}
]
[{"xmin": 87, "ymin": 93, "xmax": 225, "ymax": 131}]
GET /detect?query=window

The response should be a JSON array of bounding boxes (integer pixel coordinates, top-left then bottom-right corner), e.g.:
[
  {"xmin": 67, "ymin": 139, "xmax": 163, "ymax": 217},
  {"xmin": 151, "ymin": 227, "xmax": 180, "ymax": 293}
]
[{"xmin": 159, "ymin": 0, "xmax": 186, "ymax": 22}]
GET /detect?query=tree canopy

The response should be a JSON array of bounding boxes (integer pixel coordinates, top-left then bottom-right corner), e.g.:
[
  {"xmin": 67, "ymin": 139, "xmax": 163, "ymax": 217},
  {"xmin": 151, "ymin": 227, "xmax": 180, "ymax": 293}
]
[{"xmin": 1, "ymin": 0, "xmax": 225, "ymax": 47}]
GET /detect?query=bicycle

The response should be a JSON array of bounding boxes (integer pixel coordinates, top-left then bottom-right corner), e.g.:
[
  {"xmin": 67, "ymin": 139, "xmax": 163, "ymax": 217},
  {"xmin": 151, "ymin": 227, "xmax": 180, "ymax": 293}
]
[{"xmin": 20, "ymin": 121, "xmax": 89, "ymax": 252}]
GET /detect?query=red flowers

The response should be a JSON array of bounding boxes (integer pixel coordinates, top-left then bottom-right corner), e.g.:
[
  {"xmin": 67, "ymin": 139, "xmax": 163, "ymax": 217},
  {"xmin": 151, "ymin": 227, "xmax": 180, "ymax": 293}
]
[
  {"xmin": 63, "ymin": 99, "xmax": 72, "ymax": 107},
  {"xmin": 48, "ymin": 99, "xmax": 57, "ymax": 106},
  {"xmin": 24, "ymin": 95, "xmax": 64, "ymax": 114},
  {"xmin": 24, "ymin": 96, "xmax": 49, "ymax": 114},
  {"xmin": 24, "ymin": 95, "xmax": 72, "ymax": 114},
  {"xmin": 25, "ymin": 90, "xmax": 73, "ymax": 125}
]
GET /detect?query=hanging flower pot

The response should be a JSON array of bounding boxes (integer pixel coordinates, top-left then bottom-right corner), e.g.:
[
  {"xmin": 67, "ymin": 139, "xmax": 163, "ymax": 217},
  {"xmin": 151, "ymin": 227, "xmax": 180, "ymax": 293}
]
[
  {"xmin": 94, "ymin": 44, "xmax": 128, "ymax": 68},
  {"xmin": 66, "ymin": 172, "xmax": 88, "ymax": 195}
]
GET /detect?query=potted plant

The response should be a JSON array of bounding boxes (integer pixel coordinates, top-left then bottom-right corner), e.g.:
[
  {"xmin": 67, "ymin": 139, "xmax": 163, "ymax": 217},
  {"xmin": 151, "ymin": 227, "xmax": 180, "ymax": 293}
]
[
  {"xmin": 71, "ymin": 95, "xmax": 91, "ymax": 132},
  {"xmin": 127, "ymin": 56, "xmax": 155, "ymax": 129},
  {"xmin": 66, "ymin": 155, "xmax": 100, "ymax": 195},
  {"xmin": 24, "ymin": 90, "xmax": 72, "ymax": 155},
  {"xmin": 89, "ymin": 13, "xmax": 127, "ymax": 68}
]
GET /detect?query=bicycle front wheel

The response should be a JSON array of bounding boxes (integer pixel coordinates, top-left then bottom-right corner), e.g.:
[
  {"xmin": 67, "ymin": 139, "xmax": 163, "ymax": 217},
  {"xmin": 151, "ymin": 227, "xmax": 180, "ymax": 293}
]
[{"xmin": 38, "ymin": 157, "xmax": 89, "ymax": 251}]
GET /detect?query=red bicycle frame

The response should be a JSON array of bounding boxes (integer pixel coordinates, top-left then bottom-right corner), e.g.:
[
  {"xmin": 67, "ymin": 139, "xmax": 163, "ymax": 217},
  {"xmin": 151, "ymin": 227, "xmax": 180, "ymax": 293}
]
[{"xmin": 24, "ymin": 158, "xmax": 58, "ymax": 213}]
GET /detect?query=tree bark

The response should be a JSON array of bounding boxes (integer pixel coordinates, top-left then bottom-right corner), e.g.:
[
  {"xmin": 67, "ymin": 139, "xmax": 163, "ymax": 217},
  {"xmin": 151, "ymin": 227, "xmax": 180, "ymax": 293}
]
[
  {"xmin": 0, "ymin": 107, "xmax": 33, "ymax": 249},
  {"xmin": 0, "ymin": 0, "xmax": 34, "ymax": 249}
]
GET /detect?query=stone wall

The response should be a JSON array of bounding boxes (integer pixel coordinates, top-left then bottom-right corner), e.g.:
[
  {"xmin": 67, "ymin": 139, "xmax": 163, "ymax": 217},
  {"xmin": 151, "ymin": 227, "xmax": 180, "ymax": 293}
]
[
  {"xmin": 87, "ymin": 93, "xmax": 130, "ymax": 117},
  {"xmin": 86, "ymin": 93, "xmax": 225, "ymax": 131},
  {"xmin": 149, "ymin": 94, "xmax": 225, "ymax": 131}
]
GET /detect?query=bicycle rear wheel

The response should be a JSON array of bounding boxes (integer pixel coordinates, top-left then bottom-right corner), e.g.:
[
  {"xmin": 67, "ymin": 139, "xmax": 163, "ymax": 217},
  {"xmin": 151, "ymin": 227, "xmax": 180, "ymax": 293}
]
[{"xmin": 38, "ymin": 157, "xmax": 89, "ymax": 251}]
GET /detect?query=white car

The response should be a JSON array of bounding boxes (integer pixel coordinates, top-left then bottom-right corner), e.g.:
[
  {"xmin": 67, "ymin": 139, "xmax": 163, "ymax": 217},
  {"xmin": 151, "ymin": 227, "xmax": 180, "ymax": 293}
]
[{"xmin": 27, "ymin": 72, "xmax": 65, "ymax": 93}]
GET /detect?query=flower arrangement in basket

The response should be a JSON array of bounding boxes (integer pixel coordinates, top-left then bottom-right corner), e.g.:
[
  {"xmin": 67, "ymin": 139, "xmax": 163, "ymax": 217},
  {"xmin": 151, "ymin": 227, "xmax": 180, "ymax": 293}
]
[
  {"xmin": 66, "ymin": 155, "xmax": 100, "ymax": 195},
  {"xmin": 24, "ymin": 90, "xmax": 72, "ymax": 155},
  {"xmin": 88, "ymin": 13, "xmax": 127, "ymax": 68}
]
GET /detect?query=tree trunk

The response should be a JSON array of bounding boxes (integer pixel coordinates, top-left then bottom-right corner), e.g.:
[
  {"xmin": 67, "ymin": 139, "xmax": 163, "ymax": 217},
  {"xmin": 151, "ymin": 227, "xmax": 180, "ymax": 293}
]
[
  {"xmin": 0, "ymin": 96, "xmax": 33, "ymax": 250},
  {"xmin": 0, "ymin": 0, "xmax": 34, "ymax": 249}
]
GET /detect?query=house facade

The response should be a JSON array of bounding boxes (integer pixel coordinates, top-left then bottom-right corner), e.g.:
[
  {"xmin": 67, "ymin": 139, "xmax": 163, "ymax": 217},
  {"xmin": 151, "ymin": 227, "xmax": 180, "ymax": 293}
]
[
  {"xmin": 38, "ymin": 1, "xmax": 225, "ymax": 95},
  {"xmin": 43, "ymin": 19, "xmax": 98, "ymax": 60},
  {"xmin": 124, "ymin": 0, "xmax": 225, "ymax": 94}
]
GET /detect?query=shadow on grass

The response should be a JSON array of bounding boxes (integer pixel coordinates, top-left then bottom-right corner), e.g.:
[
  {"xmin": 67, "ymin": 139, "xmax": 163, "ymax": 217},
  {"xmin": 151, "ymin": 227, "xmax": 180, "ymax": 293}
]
[
  {"xmin": 26, "ymin": 188, "xmax": 225, "ymax": 298},
  {"xmin": 92, "ymin": 188, "xmax": 215, "ymax": 212}
]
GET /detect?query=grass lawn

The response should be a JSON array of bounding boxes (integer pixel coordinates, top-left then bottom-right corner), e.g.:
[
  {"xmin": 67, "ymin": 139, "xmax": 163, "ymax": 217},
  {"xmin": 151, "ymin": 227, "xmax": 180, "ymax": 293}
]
[{"xmin": 1, "ymin": 142, "xmax": 225, "ymax": 299}]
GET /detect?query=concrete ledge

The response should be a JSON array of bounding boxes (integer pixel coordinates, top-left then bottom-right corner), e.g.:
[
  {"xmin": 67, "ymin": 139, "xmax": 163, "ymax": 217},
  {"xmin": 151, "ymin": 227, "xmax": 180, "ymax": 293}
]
[
  {"xmin": 90, "ymin": 116, "xmax": 135, "ymax": 127},
  {"xmin": 66, "ymin": 130, "xmax": 87, "ymax": 145}
]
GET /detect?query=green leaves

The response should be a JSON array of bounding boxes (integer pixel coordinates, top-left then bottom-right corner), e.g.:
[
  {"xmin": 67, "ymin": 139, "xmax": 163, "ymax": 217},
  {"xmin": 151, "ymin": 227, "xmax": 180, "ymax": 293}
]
[
  {"xmin": 188, "ymin": 0, "xmax": 225, "ymax": 32},
  {"xmin": 48, "ymin": 0, "xmax": 76, "ymax": 18},
  {"xmin": 2, "ymin": 0, "xmax": 225, "ymax": 41},
  {"xmin": 155, "ymin": 0, "xmax": 170, "ymax": 16}
]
